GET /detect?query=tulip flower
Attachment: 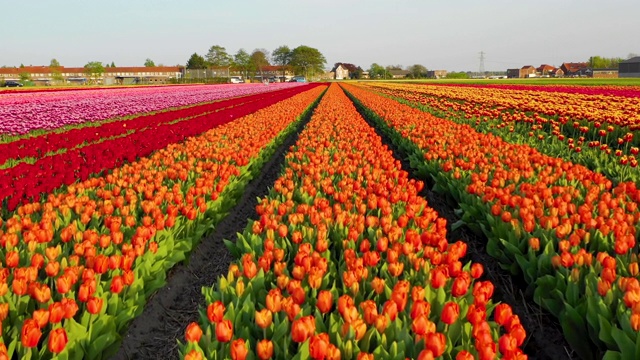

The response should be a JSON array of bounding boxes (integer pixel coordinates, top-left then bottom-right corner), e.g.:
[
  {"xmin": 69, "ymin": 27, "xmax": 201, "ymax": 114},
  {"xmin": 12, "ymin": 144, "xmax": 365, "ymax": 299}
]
[
  {"xmin": 216, "ymin": 319, "xmax": 234, "ymax": 342},
  {"xmin": 21, "ymin": 319, "xmax": 42, "ymax": 348},
  {"xmin": 185, "ymin": 322, "xmax": 202, "ymax": 343},
  {"xmin": 207, "ymin": 300, "xmax": 226, "ymax": 323},
  {"xmin": 230, "ymin": 338, "xmax": 248, "ymax": 360},
  {"xmin": 256, "ymin": 339, "xmax": 274, "ymax": 360},
  {"xmin": 47, "ymin": 328, "xmax": 68, "ymax": 353},
  {"xmin": 441, "ymin": 302, "xmax": 460, "ymax": 325}
]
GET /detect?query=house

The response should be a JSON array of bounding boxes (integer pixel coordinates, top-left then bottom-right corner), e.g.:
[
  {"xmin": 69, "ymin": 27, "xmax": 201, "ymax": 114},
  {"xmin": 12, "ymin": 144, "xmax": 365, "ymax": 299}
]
[
  {"xmin": 331, "ymin": 63, "xmax": 360, "ymax": 80},
  {"xmin": 536, "ymin": 64, "xmax": 558, "ymax": 77},
  {"xmin": 506, "ymin": 69, "xmax": 520, "ymax": 78},
  {"xmin": 619, "ymin": 57, "xmax": 640, "ymax": 78},
  {"xmin": 520, "ymin": 65, "xmax": 536, "ymax": 78},
  {"xmin": 560, "ymin": 62, "xmax": 591, "ymax": 77},
  {"xmin": 388, "ymin": 69, "xmax": 410, "ymax": 79},
  {"xmin": 426, "ymin": 70, "xmax": 447, "ymax": 79},
  {"xmin": 591, "ymin": 69, "xmax": 619, "ymax": 79}
]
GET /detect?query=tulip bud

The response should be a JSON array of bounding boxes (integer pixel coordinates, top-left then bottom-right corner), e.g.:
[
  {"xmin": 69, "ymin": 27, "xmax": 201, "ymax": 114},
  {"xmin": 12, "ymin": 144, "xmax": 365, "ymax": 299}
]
[{"xmin": 185, "ymin": 322, "xmax": 202, "ymax": 343}]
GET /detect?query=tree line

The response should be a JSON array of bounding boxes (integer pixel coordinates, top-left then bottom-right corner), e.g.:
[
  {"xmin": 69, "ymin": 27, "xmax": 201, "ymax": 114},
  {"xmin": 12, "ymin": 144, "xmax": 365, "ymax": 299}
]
[{"xmin": 185, "ymin": 45, "xmax": 326, "ymax": 80}]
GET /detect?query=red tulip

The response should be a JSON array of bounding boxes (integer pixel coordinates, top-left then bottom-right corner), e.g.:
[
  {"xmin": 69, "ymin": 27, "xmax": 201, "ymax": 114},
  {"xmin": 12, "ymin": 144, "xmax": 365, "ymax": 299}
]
[
  {"xmin": 441, "ymin": 301, "xmax": 460, "ymax": 325},
  {"xmin": 21, "ymin": 319, "xmax": 42, "ymax": 348}
]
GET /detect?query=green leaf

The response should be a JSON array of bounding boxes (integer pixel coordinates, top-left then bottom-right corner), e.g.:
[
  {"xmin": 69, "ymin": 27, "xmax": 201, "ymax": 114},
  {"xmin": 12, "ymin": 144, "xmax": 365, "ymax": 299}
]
[
  {"xmin": 610, "ymin": 326, "xmax": 635, "ymax": 360},
  {"xmin": 602, "ymin": 351, "xmax": 623, "ymax": 360},
  {"xmin": 560, "ymin": 308, "xmax": 594, "ymax": 360}
]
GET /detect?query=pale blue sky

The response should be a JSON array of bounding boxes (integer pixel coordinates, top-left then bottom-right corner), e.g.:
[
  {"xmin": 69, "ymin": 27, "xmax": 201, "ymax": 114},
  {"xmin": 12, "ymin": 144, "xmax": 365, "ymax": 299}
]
[{"xmin": 1, "ymin": 0, "xmax": 638, "ymax": 71}]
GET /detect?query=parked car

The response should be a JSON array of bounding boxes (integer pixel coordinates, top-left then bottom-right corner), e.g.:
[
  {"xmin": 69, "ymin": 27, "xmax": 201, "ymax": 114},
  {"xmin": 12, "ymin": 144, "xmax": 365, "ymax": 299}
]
[
  {"xmin": 289, "ymin": 76, "xmax": 307, "ymax": 83},
  {"xmin": 230, "ymin": 77, "xmax": 244, "ymax": 84},
  {"xmin": 268, "ymin": 77, "xmax": 280, "ymax": 83},
  {"xmin": 3, "ymin": 81, "xmax": 23, "ymax": 87}
]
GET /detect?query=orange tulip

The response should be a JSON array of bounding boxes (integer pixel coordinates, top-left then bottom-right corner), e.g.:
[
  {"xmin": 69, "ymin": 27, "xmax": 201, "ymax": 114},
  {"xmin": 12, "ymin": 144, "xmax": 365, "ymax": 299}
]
[
  {"xmin": 185, "ymin": 322, "xmax": 202, "ymax": 343},
  {"xmin": 230, "ymin": 338, "xmax": 248, "ymax": 360},
  {"xmin": 256, "ymin": 339, "xmax": 274, "ymax": 360},
  {"xmin": 184, "ymin": 350, "xmax": 203, "ymax": 360},
  {"xmin": 87, "ymin": 296, "xmax": 103, "ymax": 314},
  {"xmin": 310, "ymin": 333, "xmax": 329, "ymax": 360},
  {"xmin": 291, "ymin": 316, "xmax": 315, "ymax": 343},
  {"xmin": 493, "ymin": 303, "xmax": 513, "ymax": 326},
  {"xmin": 425, "ymin": 332, "xmax": 446, "ymax": 357},
  {"xmin": 316, "ymin": 290, "xmax": 333, "ymax": 314},
  {"xmin": 216, "ymin": 319, "xmax": 233, "ymax": 342},
  {"xmin": 32, "ymin": 309, "xmax": 50, "ymax": 328},
  {"xmin": 255, "ymin": 308, "xmax": 273, "ymax": 329},
  {"xmin": 47, "ymin": 328, "xmax": 68, "ymax": 353},
  {"xmin": 207, "ymin": 300, "xmax": 225, "ymax": 323}
]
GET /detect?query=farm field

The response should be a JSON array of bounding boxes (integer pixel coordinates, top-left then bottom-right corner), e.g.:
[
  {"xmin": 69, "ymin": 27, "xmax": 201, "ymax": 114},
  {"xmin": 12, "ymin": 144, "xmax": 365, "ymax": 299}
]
[{"xmin": 1, "ymin": 80, "xmax": 639, "ymax": 360}]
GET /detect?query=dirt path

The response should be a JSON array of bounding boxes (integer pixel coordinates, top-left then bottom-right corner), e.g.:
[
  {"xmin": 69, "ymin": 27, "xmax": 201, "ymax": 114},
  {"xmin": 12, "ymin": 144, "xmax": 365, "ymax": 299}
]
[
  {"xmin": 113, "ymin": 98, "xmax": 320, "ymax": 360},
  {"xmin": 346, "ymin": 89, "xmax": 576, "ymax": 360}
]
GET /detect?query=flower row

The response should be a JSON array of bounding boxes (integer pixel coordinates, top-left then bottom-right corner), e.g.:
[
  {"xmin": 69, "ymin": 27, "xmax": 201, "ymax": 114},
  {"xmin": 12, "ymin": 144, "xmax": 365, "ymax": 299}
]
[
  {"xmin": 364, "ymin": 82, "xmax": 639, "ymax": 156},
  {"xmin": 0, "ymin": 85, "xmax": 307, "ymax": 167},
  {"xmin": 0, "ymin": 83, "xmax": 306, "ymax": 136},
  {"xmin": 180, "ymin": 84, "xmax": 527, "ymax": 360},
  {"xmin": 0, "ymin": 85, "xmax": 323, "ymax": 212},
  {"xmin": 365, "ymin": 82, "xmax": 640, "ymax": 183},
  {"xmin": 0, "ymin": 85, "xmax": 326, "ymax": 359},
  {"xmin": 344, "ymin": 83, "xmax": 640, "ymax": 359}
]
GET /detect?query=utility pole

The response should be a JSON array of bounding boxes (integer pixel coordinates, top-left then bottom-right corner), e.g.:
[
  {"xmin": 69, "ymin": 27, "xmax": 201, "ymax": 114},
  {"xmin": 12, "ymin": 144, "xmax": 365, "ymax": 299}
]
[{"xmin": 479, "ymin": 51, "xmax": 486, "ymax": 78}]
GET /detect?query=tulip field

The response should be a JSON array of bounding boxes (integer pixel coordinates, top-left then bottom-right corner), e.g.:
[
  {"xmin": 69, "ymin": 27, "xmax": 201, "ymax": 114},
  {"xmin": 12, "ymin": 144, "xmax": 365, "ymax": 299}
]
[{"xmin": 1, "ymin": 80, "xmax": 639, "ymax": 359}]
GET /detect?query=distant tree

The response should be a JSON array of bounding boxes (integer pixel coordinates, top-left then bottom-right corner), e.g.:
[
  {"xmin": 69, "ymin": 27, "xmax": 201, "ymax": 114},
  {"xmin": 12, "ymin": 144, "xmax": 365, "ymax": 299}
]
[
  {"xmin": 144, "ymin": 58, "xmax": 156, "ymax": 67},
  {"xmin": 19, "ymin": 72, "xmax": 31, "ymax": 82},
  {"xmin": 272, "ymin": 45, "xmax": 292, "ymax": 81},
  {"xmin": 368, "ymin": 63, "xmax": 385, "ymax": 79},
  {"xmin": 186, "ymin": 53, "xmax": 207, "ymax": 69},
  {"xmin": 233, "ymin": 49, "xmax": 251, "ymax": 80},
  {"xmin": 408, "ymin": 64, "xmax": 428, "ymax": 78},
  {"xmin": 290, "ymin": 45, "xmax": 326, "ymax": 79},
  {"xmin": 110, "ymin": 61, "xmax": 116, "ymax": 68},
  {"xmin": 250, "ymin": 49, "xmax": 270, "ymax": 80},
  {"xmin": 351, "ymin": 66, "xmax": 364, "ymax": 79},
  {"xmin": 50, "ymin": 58, "xmax": 64, "ymax": 83},
  {"xmin": 446, "ymin": 72, "xmax": 469, "ymax": 79},
  {"xmin": 83, "ymin": 61, "xmax": 105, "ymax": 84},
  {"xmin": 588, "ymin": 56, "xmax": 624, "ymax": 69},
  {"xmin": 205, "ymin": 45, "xmax": 232, "ymax": 67},
  {"xmin": 19, "ymin": 64, "xmax": 24, "ymax": 68},
  {"xmin": 386, "ymin": 64, "xmax": 403, "ymax": 71}
]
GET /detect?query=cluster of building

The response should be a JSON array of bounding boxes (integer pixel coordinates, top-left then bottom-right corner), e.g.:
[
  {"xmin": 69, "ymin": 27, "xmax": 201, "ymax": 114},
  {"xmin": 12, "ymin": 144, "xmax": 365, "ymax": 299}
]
[
  {"xmin": 0, "ymin": 65, "xmax": 302, "ymax": 85},
  {"xmin": 506, "ymin": 57, "xmax": 640, "ymax": 79},
  {"xmin": 330, "ymin": 63, "xmax": 448, "ymax": 79},
  {"xmin": 0, "ymin": 66, "xmax": 184, "ymax": 85}
]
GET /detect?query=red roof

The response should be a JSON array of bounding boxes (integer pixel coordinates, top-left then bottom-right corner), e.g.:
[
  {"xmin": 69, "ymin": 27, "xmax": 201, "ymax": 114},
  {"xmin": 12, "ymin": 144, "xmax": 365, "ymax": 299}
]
[
  {"xmin": 561, "ymin": 62, "xmax": 589, "ymax": 73},
  {"xmin": 536, "ymin": 64, "xmax": 557, "ymax": 73}
]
